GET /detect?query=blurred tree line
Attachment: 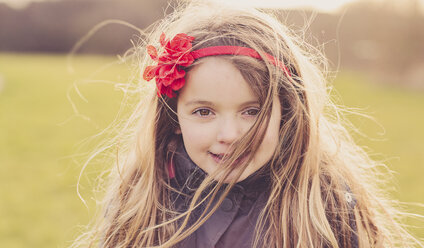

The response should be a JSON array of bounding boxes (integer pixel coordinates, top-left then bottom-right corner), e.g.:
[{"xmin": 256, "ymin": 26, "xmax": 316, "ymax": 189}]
[
  {"xmin": 0, "ymin": 0, "xmax": 169, "ymax": 53},
  {"xmin": 0, "ymin": 0, "xmax": 423, "ymax": 86},
  {"xmin": 285, "ymin": 0, "xmax": 424, "ymax": 87}
]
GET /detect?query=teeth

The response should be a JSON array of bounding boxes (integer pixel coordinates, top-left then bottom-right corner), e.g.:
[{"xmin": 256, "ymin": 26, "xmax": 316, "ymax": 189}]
[
  {"xmin": 214, "ymin": 154, "xmax": 223, "ymax": 159},
  {"xmin": 210, "ymin": 151, "xmax": 248, "ymax": 164},
  {"xmin": 209, "ymin": 152, "xmax": 223, "ymax": 159},
  {"xmin": 215, "ymin": 154, "xmax": 224, "ymax": 158}
]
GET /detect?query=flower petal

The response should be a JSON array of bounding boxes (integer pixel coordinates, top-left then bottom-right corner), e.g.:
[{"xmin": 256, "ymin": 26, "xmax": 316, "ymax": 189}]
[
  {"xmin": 146, "ymin": 45, "xmax": 158, "ymax": 60},
  {"xmin": 143, "ymin": 66, "xmax": 157, "ymax": 81},
  {"xmin": 164, "ymin": 86, "xmax": 176, "ymax": 98},
  {"xmin": 177, "ymin": 54, "xmax": 194, "ymax": 67},
  {"xmin": 160, "ymin": 33, "xmax": 167, "ymax": 47},
  {"xmin": 173, "ymin": 67, "xmax": 186, "ymax": 79},
  {"xmin": 145, "ymin": 33, "xmax": 195, "ymax": 98},
  {"xmin": 171, "ymin": 77, "xmax": 185, "ymax": 91},
  {"xmin": 157, "ymin": 65, "xmax": 175, "ymax": 79}
]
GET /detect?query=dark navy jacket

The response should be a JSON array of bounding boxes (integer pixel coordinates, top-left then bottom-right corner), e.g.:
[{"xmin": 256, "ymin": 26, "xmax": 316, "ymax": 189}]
[{"xmin": 169, "ymin": 140, "xmax": 358, "ymax": 248}]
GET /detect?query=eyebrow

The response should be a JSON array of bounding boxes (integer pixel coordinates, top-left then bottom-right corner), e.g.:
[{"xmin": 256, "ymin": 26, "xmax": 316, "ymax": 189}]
[{"xmin": 185, "ymin": 100, "xmax": 260, "ymax": 108}]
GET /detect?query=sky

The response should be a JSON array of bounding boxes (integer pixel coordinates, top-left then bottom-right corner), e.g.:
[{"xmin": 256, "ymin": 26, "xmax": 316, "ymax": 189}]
[{"xmin": 0, "ymin": 0, "xmax": 423, "ymax": 13}]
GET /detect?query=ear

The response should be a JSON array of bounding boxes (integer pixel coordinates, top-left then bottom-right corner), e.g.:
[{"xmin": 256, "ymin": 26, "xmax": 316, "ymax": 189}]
[{"xmin": 174, "ymin": 127, "xmax": 181, "ymax": 134}]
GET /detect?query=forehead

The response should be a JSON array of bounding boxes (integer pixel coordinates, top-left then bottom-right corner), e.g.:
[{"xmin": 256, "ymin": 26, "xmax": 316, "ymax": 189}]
[{"xmin": 178, "ymin": 57, "xmax": 258, "ymax": 106}]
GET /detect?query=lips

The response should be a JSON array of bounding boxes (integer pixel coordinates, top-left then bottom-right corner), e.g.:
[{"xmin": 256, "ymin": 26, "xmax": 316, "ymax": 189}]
[
  {"xmin": 209, "ymin": 152, "xmax": 224, "ymax": 163},
  {"xmin": 208, "ymin": 151, "xmax": 248, "ymax": 164}
]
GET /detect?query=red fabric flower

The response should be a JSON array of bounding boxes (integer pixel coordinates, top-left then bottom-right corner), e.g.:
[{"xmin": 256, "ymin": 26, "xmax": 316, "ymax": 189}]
[{"xmin": 143, "ymin": 33, "xmax": 195, "ymax": 98}]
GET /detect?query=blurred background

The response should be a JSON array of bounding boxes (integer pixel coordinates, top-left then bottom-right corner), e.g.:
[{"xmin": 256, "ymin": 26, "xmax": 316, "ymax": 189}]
[{"xmin": 0, "ymin": 0, "xmax": 423, "ymax": 247}]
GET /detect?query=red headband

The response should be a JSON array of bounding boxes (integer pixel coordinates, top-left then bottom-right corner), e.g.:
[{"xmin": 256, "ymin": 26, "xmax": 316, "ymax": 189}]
[{"xmin": 143, "ymin": 33, "xmax": 290, "ymax": 98}]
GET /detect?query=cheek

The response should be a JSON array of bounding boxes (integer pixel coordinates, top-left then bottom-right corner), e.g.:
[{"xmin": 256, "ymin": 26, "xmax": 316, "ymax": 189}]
[
  {"xmin": 258, "ymin": 125, "xmax": 279, "ymax": 158},
  {"xmin": 266, "ymin": 128, "xmax": 279, "ymax": 150},
  {"xmin": 178, "ymin": 118, "xmax": 214, "ymax": 148},
  {"xmin": 256, "ymin": 104, "xmax": 281, "ymax": 161}
]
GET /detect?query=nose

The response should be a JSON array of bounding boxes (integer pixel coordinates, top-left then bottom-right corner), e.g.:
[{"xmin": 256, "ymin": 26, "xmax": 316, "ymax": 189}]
[{"xmin": 216, "ymin": 117, "xmax": 242, "ymax": 144}]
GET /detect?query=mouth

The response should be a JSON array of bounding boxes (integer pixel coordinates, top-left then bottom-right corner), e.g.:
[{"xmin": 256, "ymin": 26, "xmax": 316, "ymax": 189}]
[{"xmin": 208, "ymin": 151, "xmax": 248, "ymax": 165}]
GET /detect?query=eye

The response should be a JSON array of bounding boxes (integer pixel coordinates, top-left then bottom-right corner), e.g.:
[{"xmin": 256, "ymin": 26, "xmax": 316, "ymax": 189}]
[
  {"xmin": 243, "ymin": 108, "xmax": 260, "ymax": 116},
  {"xmin": 193, "ymin": 108, "xmax": 213, "ymax": 117}
]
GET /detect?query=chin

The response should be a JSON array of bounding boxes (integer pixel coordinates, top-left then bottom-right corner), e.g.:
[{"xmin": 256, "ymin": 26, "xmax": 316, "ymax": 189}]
[{"xmin": 207, "ymin": 164, "xmax": 253, "ymax": 183}]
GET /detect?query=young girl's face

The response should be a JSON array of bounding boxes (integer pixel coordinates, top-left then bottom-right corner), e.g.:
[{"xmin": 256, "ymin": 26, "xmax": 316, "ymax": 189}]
[{"xmin": 176, "ymin": 57, "xmax": 281, "ymax": 182}]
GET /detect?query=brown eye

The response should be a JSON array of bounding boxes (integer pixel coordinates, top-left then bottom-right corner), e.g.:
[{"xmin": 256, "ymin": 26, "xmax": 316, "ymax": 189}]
[
  {"xmin": 244, "ymin": 108, "xmax": 259, "ymax": 116},
  {"xmin": 193, "ymin": 108, "xmax": 212, "ymax": 116}
]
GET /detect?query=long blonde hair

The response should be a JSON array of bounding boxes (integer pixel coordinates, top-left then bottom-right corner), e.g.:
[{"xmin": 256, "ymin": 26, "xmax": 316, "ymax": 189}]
[{"xmin": 71, "ymin": 1, "xmax": 422, "ymax": 247}]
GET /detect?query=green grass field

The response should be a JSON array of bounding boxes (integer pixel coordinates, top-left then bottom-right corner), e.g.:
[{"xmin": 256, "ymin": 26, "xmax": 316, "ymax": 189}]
[{"xmin": 0, "ymin": 53, "xmax": 423, "ymax": 247}]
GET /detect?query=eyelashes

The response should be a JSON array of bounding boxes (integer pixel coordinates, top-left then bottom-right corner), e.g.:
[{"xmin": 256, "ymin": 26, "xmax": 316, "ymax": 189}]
[
  {"xmin": 192, "ymin": 107, "xmax": 260, "ymax": 117},
  {"xmin": 193, "ymin": 108, "xmax": 212, "ymax": 116},
  {"xmin": 244, "ymin": 108, "xmax": 259, "ymax": 116}
]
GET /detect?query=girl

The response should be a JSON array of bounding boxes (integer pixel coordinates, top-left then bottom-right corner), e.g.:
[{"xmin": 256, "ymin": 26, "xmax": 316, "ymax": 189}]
[{"xmin": 72, "ymin": 1, "xmax": 422, "ymax": 247}]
